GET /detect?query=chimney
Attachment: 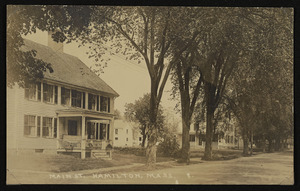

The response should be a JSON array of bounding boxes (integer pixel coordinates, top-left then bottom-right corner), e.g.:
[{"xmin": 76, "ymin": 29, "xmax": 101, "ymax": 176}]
[{"xmin": 48, "ymin": 30, "xmax": 64, "ymax": 52}]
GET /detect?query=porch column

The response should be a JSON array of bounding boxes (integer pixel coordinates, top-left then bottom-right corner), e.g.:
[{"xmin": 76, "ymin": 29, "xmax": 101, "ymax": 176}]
[
  {"xmin": 81, "ymin": 116, "xmax": 86, "ymax": 159},
  {"xmin": 109, "ymin": 119, "xmax": 114, "ymax": 146}
]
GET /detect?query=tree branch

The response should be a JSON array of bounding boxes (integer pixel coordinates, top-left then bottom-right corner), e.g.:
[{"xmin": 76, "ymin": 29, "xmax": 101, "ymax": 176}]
[{"xmin": 189, "ymin": 71, "xmax": 203, "ymax": 119}]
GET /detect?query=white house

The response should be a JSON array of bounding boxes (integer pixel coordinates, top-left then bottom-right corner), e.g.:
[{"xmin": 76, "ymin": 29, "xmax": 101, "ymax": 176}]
[
  {"xmin": 113, "ymin": 119, "xmax": 146, "ymax": 147},
  {"xmin": 177, "ymin": 121, "xmax": 239, "ymax": 150},
  {"xmin": 7, "ymin": 34, "xmax": 119, "ymax": 159}
]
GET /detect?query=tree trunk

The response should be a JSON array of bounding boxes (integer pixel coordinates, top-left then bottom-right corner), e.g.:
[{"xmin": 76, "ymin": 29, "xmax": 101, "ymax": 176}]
[
  {"xmin": 203, "ymin": 108, "xmax": 214, "ymax": 160},
  {"xmin": 267, "ymin": 138, "xmax": 274, "ymax": 152},
  {"xmin": 141, "ymin": 126, "xmax": 147, "ymax": 148},
  {"xmin": 146, "ymin": 128, "xmax": 157, "ymax": 168},
  {"xmin": 181, "ymin": 114, "xmax": 191, "ymax": 164},
  {"xmin": 141, "ymin": 133, "xmax": 147, "ymax": 148},
  {"xmin": 261, "ymin": 134, "xmax": 266, "ymax": 152},
  {"xmin": 243, "ymin": 135, "xmax": 249, "ymax": 156},
  {"xmin": 145, "ymin": 80, "xmax": 159, "ymax": 167},
  {"xmin": 275, "ymin": 137, "xmax": 280, "ymax": 151}
]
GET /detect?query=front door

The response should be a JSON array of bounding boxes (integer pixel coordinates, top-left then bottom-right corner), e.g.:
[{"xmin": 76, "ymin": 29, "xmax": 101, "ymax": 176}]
[{"xmin": 68, "ymin": 120, "xmax": 77, "ymax": 135}]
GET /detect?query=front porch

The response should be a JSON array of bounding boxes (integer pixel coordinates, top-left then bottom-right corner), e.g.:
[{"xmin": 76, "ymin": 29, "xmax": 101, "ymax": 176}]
[{"xmin": 56, "ymin": 109, "xmax": 114, "ymax": 159}]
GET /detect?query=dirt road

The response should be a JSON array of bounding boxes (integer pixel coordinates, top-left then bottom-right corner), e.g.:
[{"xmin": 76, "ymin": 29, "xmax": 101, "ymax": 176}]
[{"xmin": 7, "ymin": 151, "xmax": 293, "ymax": 184}]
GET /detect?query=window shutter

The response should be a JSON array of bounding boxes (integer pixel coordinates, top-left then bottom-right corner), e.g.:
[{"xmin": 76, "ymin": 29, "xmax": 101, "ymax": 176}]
[
  {"xmin": 37, "ymin": 116, "xmax": 41, "ymax": 136},
  {"xmin": 55, "ymin": 86, "xmax": 58, "ymax": 104},
  {"xmin": 54, "ymin": 118, "xmax": 57, "ymax": 138},
  {"xmin": 97, "ymin": 95, "xmax": 99, "ymax": 111},
  {"xmin": 24, "ymin": 115, "xmax": 29, "ymax": 135},
  {"xmin": 107, "ymin": 124, "xmax": 110, "ymax": 140},
  {"xmin": 83, "ymin": 92, "xmax": 85, "ymax": 109}
]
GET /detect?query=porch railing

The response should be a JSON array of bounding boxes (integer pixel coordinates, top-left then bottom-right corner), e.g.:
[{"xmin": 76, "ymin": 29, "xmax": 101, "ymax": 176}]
[
  {"xmin": 57, "ymin": 137, "xmax": 113, "ymax": 151},
  {"xmin": 57, "ymin": 139, "xmax": 81, "ymax": 151},
  {"xmin": 86, "ymin": 139, "xmax": 113, "ymax": 150}
]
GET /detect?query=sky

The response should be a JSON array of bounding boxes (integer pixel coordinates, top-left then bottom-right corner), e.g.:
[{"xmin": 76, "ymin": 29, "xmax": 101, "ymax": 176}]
[{"xmin": 23, "ymin": 30, "xmax": 180, "ymax": 119}]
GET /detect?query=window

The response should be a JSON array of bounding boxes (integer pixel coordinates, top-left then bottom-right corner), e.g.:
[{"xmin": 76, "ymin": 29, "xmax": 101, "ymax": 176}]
[
  {"xmin": 71, "ymin": 90, "xmax": 82, "ymax": 108},
  {"xmin": 139, "ymin": 137, "xmax": 142, "ymax": 141},
  {"xmin": 24, "ymin": 115, "xmax": 36, "ymax": 136},
  {"xmin": 189, "ymin": 135, "xmax": 195, "ymax": 142},
  {"xmin": 115, "ymin": 129, "xmax": 118, "ymax": 135},
  {"xmin": 100, "ymin": 123, "xmax": 106, "ymax": 140},
  {"xmin": 88, "ymin": 93, "xmax": 96, "ymax": 110},
  {"xmin": 115, "ymin": 137, "xmax": 118, "ymax": 140},
  {"xmin": 126, "ymin": 129, "xmax": 128, "ymax": 134},
  {"xmin": 87, "ymin": 122, "xmax": 94, "ymax": 139},
  {"xmin": 42, "ymin": 117, "xmax": 53, "ymax": 138},
  {"xmin": 100, "ymin": 96, "xmax": 110, "ymax": 112},
  {"xmin": 126, "ymin": 138, "xmax": 128, "ymax": 142},
  {"xmin": 68, "ymin": 120, "xmax": 77, "ymax": 135},
  {"xmin": 25, "ymin": 82, "xmax": 41, "ymax": 101},
  {"xmin": 43, "ymin": 83, "xmax": 56, "ymax": 103},
  {"xmin": 61, "ymin": 87, "xmax": 71, "ymax": 105}
]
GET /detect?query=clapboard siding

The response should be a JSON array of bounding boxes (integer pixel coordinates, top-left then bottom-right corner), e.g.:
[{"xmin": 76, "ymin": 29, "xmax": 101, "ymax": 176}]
[
  {"xmin": 7, "ymin": 87, "xmax": 18, "ymax": 150},
  {"xmin": 7, "ymin": 85, "xmax": 63, "ymax": 150},
  {"xmin": 7, "ymin": 83, "xmax": 115, "ymax": 152}
]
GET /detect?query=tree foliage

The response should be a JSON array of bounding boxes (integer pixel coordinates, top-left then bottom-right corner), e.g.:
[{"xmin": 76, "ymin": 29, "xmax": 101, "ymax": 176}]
[
  {"xmin": 124, "ymin": 93, "xmax": 165, "ymax": 147},
  {"xmin": 225, "ymin": 8, "xmax": 293, "ymax": 154},
  {"xmin": 7, "ymin": 5, "xmax": 95, "ymax": 87}
]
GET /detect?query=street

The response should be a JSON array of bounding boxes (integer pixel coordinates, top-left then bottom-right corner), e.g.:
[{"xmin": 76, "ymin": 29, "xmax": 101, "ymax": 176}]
[{"xmin": 7, "ymin": 151, "xmax": 293, "ymax": 184}]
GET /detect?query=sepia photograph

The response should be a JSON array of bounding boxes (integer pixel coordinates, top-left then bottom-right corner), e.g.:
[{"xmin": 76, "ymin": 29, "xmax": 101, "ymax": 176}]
[{"xmin": 6, "ymin": 5, "xmax": 294, "ymax": 185}]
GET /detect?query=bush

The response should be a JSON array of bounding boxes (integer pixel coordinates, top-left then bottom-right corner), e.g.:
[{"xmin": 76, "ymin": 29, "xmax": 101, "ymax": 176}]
[{"xmin": 157, "ymin": 136, "xmax": 180, "ymax": 158}]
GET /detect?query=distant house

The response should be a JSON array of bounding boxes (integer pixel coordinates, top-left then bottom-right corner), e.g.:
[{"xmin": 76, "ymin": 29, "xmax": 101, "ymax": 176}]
[
  {"xmin": 113, "ymin": 119, "xmax": 144, "ymax": 147},
  {"xmin": 177, "ymin": 122, "xmax": 239, "ymax": 150},
  {"xmin": 7, "ymin": 33, "xmax": 119, "ymax": 159},
  {"xmin": 113, "ymin": 119, "xmax": 145, "ymax": 147}
]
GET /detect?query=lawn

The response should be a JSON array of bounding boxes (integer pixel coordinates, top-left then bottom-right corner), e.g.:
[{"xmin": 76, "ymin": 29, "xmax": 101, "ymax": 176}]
[
  {"xmin": 7, "ymin": 148, "xmax": 250, "ymax": 174},
  {"xmin": 7, "ymin": 150, "xmax": 174, "ymax": 173}
]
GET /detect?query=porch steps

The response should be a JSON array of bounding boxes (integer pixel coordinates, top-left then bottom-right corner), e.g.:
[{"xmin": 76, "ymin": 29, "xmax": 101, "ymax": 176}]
[{"xmin": 91, "ymin": 150, "xmax": 111, "ymax": 160}]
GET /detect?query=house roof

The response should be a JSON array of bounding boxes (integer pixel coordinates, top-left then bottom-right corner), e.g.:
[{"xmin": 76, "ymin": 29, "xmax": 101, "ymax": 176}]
[{"xmin": 21, "ymin": 39, "xmax": 119, "ymax": 97}]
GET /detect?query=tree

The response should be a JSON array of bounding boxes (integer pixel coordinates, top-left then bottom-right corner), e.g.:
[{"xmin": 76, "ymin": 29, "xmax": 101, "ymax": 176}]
[
  {"xmin": 124, "ymin": 93, "xmax": 165, "ymax": 148},
  {"xmin": 114, "ymin": 109, "xmax": 122, "ymax": 120},
  {"xmin": 7, "ymin": 5, "xmax": 93, "ymax": 87},
  {"xmin": 78, "ymin": 6, "xmax": 203, "ymax": 167},
  {"xmin": 195, "ymin": 8, "xmax": 245, "ymax": 160},
  {"xmin": 224, "ymin": 8, "xmax": 293, "ymax": 155},
  {"xmin": 170, "ymin": 47, "xmax": 203, "ymax": 164}
]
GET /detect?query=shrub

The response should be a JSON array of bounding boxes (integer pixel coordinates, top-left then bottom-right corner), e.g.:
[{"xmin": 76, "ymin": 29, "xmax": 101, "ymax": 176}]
[{"xmin": 157, "ymin": 136, "xmax": 180, "ymax": 158}]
